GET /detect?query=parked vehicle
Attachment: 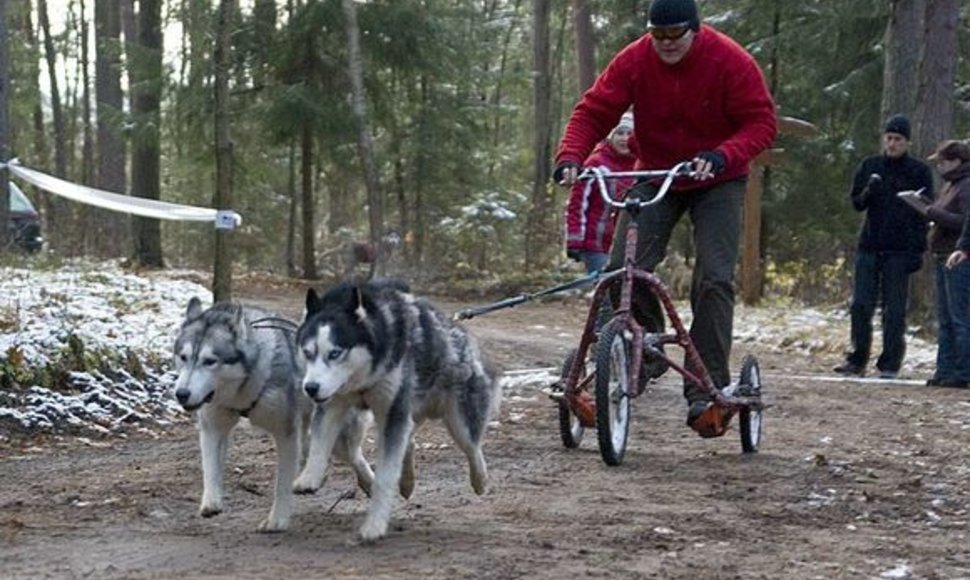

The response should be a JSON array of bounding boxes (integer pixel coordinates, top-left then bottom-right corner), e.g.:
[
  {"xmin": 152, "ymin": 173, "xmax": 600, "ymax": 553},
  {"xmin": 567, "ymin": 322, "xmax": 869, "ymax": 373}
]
[{"xmin": 6, "ymin": 181, "xmax": 43, "ymax": 252}]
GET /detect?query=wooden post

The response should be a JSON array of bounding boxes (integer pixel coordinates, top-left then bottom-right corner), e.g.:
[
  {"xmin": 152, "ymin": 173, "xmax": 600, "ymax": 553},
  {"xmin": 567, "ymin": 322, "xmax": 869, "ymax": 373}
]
[
  {"xmin": 741, "ymin": 164, "xmax": 764, "ymax": 305},
  {"xmin": 739, "ymin": 116, "xmax": 820, "ymax": 305}
]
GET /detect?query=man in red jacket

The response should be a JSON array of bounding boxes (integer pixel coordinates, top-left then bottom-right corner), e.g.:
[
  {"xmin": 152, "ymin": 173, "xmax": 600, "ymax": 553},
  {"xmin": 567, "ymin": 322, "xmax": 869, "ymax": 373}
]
[
  {"xmin": 564, "ymin": 112, "xmax": 637, "ymax": 275},
  {"xmin": 553, "ymin": 0, "xmax": 777, "ymax": 437}
]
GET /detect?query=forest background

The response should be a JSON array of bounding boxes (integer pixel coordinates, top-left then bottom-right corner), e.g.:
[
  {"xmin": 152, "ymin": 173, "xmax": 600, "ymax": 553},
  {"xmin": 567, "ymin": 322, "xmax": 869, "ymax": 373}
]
[{"xmin": 0, "ymin": 0, "xmax": 967, "ymax": 315}]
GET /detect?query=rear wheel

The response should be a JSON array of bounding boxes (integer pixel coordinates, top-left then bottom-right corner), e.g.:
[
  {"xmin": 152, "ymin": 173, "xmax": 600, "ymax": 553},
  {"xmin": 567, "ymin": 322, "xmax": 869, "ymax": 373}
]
[
  {"xmin": 594, "ymin": 320, "xmax": 632, "ymax": 466},
  {"xmin": 738, "ymin": 355, "xmax": 764, "ymax": 453},
  {"xmin": 558, "ymin": 348, "xmax": 587, "ymax": 449}
]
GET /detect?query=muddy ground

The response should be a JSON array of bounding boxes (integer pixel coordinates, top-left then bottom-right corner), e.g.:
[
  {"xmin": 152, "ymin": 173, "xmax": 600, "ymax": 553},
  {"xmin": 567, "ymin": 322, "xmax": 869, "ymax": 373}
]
[{"xmin": 2, "ymin": 278, "xmax": 970, "ymax": 579}]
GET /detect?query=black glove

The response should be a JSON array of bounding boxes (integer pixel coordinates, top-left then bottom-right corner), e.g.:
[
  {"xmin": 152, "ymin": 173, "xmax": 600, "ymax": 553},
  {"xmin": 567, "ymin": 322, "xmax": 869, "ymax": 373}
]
[
  {"xmin": 566, "ymin": 248, "xmax": 582, "ymax": 262},
  {"xmin": 695, "ymin": 151, "xmax": 726, "ymax": 175},
  {"xmin": 553, "ymin": 161, "xmax": 581, "ymax": 185},
  {"xmin": 858, "ymin": 173, "xmax": 882, "ymax": 204}
]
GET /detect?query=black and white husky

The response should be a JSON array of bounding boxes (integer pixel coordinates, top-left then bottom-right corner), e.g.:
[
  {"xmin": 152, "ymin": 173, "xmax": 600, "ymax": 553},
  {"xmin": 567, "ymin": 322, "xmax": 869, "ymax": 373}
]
[
  {"xmin": 173, "ymin": 298, "xmax": 374, "ymax": 532},
  {"xmin": 296, "ymin": 280, "xmax": 501, "ymax": 541}
]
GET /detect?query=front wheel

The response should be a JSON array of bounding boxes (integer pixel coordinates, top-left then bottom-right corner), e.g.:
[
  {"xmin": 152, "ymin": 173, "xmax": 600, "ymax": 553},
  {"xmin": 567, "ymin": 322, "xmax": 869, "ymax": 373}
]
[
  {"xmin": 594, "ymin": 320, "xmax": 632, "ymax": 466},
  {"xmin": 738, "ymin": 355, "xmax": 764, "ymax": 453},
  {"xmin": 558, "ymin": 348, "xmax": 586, "ymax": 449}
]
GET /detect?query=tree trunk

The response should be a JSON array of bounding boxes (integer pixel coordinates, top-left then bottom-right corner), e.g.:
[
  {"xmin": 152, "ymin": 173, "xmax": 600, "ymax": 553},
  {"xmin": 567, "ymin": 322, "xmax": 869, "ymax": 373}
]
[
  {"xmin": 300, "ymin": 123, "xmax": 317, "ymax": 279},
  {"xmin": 412, "ymin": 75, "xmax": 429, "ymax": 266},
  {"xmin": 121, "ymin": 0, "xmax": 136, "ymax": 117},
  {"xmin": 21, "ymin": 3, "xmax": 49, "ymax": 179},
  {"xmin": 286, "ymin": 140, "xmax": 298, "ymax": 277},
  {"xmin": 78, "ymin": 0, "xmax": 99, "ymax": 255},
  {"xmin": 251, "ymin": 0, "xmax": 276, "ymax": 88},
  {"xmin": 342, "ymin": 0, "xmax": 385, "ymax": 275},
  {"xmin": 489, "ymin": 0, "xmax": 522, "ymax": 166},
  {"xmin": 571, "ymin": 0, "xmax": 596, "ymax": 93},
  {"xmin": 95, "ymin": 0, "xmax": 128, "ymax": 257},
  {"xmin": 881, "ymin": 0, "xmax": 924, "ymax": 119},
  {"xmin": 0, "ymin": 0, "xmax": 10, "ymax": 250},
  {"xmin": 37, "ymin": 0, "xmax": 66, "ymax": 179},
  {"xmin": 909, "ymin": 0, "xmax": 960, "ymax": 326},
  {"xmin": 37, "ymin": 0, "xmax": 68, "ymax": 251},
  {"xmin": 911, "ymin": 0, "xmax": 958, "ymax": 158},
  {"xmin": 130, "ymin": 0, "xmax": 164, "ymax": 268},
  {"xmin": 525, "ymin": 0, "xmax": 554, "ymax": 269},
  {"xmin": 212, "ymin": 0, "xmax": 235, "ymax": 302}
]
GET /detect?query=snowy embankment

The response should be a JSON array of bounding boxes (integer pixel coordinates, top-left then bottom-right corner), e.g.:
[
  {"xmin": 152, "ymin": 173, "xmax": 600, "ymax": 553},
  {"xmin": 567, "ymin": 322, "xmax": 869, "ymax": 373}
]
[
  {"xmin": 0, "ymin": 262, "xmax": 210, "ymax": 442},
  {"xmin": 0, "ymin": 261, "xmax": 937, "ymax": 442}
]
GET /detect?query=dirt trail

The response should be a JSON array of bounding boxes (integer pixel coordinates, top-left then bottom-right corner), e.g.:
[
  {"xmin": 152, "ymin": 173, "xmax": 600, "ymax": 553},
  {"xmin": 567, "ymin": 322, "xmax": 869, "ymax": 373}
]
[{"xmin": 2, "ymin": 280, "xmax": 970, "ymax": 579}]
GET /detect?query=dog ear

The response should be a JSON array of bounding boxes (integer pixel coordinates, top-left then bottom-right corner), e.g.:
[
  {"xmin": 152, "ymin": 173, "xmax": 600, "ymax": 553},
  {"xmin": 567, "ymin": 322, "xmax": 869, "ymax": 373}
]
[
  {"xmin": 352, "ymin": 285, "xmax": 368, "ymax": 322},
  {"xmin": 305, "ymin": 288, "xmax": 323, "ymax": 315},
  {"xmin": 232, "ymin": 304, "xmax": 250, "ymax": 341},
  {"xmin": 186, "ymin": 297, "xmax": 203, "ymax": 320}
]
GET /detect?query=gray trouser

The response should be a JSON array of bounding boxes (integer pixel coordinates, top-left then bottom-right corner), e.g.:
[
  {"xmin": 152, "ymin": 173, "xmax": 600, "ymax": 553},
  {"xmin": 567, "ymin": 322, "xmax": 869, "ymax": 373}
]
[{"xmin": 606, "ymin": 178, "xmax": 746, "ymax": 401}]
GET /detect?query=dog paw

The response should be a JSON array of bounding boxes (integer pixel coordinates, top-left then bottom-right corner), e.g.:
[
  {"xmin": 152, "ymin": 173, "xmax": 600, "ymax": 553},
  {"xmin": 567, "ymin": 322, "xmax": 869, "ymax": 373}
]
[
  {"xmin": 199, "ymin": 504, "xmax": 223, "ymax": 518},
  {"xmin": 258, "ymin": 515, "xmax": 289, "ymax": 533},
  {"xmin": 471, "ymin": 474, "xmax": 488, "ymax": 496},
  {"xmin": 358, "ymin": 518, "xmax": 387, "ymax": 543},
  {"xmin": 292, "ymin": 476, "xmax": 322, "ymax": 495},
  {"xmin": 357, "ymin": 475, "xmax": 373, "ymax": 498},
  {"xmin": 398, "ymin": 477, "xmax": 414, "ymax": 500},
  {"xmin": 293, "ymin": 478, "xmax": 322, "ymax": 495}
]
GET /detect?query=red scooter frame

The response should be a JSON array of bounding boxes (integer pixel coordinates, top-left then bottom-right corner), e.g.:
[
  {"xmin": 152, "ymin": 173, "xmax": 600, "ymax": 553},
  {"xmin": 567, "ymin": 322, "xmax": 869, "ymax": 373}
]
[{"xmin": 554, "ymin": 164, "xmax": 765, "ymax": 465}]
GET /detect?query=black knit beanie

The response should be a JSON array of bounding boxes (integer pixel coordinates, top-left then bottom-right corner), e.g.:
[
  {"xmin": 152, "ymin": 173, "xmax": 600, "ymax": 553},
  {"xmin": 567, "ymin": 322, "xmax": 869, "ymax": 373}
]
[
  {"xmin": 648, "ymin": 0, "xmax": 700, "ymax": 32},
  {"xmin": 883, "ymin": 114, "xmax": 911, "ymax": 140}
]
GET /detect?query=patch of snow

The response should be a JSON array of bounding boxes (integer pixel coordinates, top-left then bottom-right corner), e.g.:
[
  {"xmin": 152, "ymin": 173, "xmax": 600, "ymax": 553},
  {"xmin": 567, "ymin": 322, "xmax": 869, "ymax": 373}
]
[{"xmin": 1, "ymin": 261, "xmax": 208, "ymax": 439}]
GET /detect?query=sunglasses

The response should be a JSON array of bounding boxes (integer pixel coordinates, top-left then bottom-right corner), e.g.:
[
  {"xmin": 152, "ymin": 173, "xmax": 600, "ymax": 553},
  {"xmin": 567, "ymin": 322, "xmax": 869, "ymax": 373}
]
[{"xmin": 648, "ymin": 22, "xmax": 691, "ymax": 41}]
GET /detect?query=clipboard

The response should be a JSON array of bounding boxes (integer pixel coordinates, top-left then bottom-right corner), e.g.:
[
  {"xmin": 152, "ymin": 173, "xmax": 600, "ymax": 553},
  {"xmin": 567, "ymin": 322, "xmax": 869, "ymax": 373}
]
[{"xmin": 897, "ymin": 187, "xmax": 929, "ymax": 215}]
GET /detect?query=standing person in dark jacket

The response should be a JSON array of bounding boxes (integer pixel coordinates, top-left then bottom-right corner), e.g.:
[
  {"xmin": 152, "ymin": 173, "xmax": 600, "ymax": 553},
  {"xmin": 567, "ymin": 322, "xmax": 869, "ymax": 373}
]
[
  {"xmin": 553, "ymin": 0, "xmax": 777, "ymax": 438},
  {"xmin": 834, "ymin": 115, "xmax": 934, "ymax": 379},
  {"xmin": 564, "ymin": 112, "xmax": 636, "ymax": 275},
  {"xmin": 929, "ymin": 140, "xmax": 970, "ymax": 388}
]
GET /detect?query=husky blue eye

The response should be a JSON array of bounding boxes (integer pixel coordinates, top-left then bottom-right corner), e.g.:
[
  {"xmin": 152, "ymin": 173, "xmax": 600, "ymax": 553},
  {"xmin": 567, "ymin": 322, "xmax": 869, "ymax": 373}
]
[
  {"xmin": 202, "ymin": 357, "xmax": 218, "ymax": 367},
  {"xmin": 327, "ymin": 348, "xmax": 343, "ymax": 361}
]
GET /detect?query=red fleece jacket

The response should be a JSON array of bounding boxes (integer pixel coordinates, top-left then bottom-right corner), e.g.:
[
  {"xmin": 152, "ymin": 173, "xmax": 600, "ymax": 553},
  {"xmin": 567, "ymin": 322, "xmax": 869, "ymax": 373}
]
[{"xmin": 555, "ymin": 25, "xmax": 777, "ymax": 190}]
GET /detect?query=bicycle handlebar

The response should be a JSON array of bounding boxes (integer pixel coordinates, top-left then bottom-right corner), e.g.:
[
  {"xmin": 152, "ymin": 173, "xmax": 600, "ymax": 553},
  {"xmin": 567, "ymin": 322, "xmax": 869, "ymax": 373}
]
[{"xmin": 577, "ymin": 162, "xmax": 696, "ymax": 210}]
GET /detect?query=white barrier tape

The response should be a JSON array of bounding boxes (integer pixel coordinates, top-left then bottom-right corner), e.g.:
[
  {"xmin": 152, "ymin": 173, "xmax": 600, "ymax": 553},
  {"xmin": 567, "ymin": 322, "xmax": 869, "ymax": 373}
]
[{"xmin": 2, "ymin": 159, "xmax": 242, "ymax": 228}]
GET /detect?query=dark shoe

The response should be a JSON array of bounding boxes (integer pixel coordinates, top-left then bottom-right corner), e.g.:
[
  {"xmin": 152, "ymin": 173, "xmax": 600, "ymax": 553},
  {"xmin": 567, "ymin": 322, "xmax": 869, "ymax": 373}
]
[
  {"xmin": 926, "ymin": 377, "xmax": 944, "ymax": 386},
  {"xmin": 686, "ymin": 400, "xmax": 733, "ymax": 438},
  {"xmin": 634, "ymin": 335, "xmax": 668, "ymax": 391},
  {"xmin": 936, "ymin": 379, "xmax": 967, "ymax": 388},
  {"xmin": 641, "ymin": 337, "xmax": 669, "ymax": 381},
  {"xmin": 833, "ymin": 362, "xmax": 865, "ymax": 377},
  {"xmin": 876, "ymin": 369, "xmax": 897, "ymax": 380}
]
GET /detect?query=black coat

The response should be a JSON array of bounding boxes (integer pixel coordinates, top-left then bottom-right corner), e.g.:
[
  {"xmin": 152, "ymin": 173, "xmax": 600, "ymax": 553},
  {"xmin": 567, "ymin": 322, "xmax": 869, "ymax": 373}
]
[{"xmin": 850, "ymin": 153, "xmax": 934, "ymax": 254}]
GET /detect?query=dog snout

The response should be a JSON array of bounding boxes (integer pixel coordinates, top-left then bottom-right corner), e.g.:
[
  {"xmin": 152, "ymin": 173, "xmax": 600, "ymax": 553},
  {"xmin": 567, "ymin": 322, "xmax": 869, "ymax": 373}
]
[
  {"xmin": 175, "ymin": 388, "xmax": 190, "ymax": 405},
  {"xmin": 304, "ymin": 382, "xmax": 320, "ymax": 399}
]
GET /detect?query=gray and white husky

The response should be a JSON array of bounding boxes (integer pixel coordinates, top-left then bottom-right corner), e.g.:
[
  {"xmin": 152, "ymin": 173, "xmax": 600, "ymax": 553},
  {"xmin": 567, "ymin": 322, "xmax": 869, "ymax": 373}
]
[
  {"xmin": 173, "ymin": 298, "xmax": 374, "ymax": 532},
  {"xmin": 295, "ymin": 280, "xmax": 501, "ymax": 541}
]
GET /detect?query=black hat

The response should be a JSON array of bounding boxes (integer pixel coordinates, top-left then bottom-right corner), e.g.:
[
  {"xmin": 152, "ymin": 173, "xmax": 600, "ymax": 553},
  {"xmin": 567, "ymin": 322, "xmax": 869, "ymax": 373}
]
[
  {"xmin": 648, "ymin": 0, "xmax": 700, "ymax": 32},
  {"xmin": 883, "ymin": 114, "xmax": 911, "ymax": 140}
]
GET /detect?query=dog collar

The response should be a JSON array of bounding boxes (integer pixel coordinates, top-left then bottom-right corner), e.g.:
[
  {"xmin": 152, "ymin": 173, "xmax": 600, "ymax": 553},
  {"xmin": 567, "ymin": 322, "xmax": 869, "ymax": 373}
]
[{"xmin": 236, "ymin": 378, "xmax": 267, "ymax": 418}]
